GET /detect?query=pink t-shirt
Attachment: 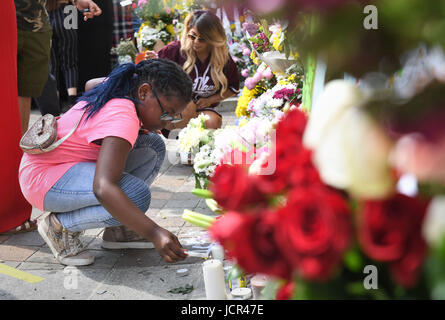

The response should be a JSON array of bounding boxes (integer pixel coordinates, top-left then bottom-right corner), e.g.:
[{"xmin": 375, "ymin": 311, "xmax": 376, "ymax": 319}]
[{"xmin": 19, "ymin": 98, "xmax": 140, "ymax": 211}]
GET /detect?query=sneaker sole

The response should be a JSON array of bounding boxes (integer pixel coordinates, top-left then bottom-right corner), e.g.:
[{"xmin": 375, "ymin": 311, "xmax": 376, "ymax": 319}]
[
  {"xmin": 37, "ymin": 218, "xmax": 95, "ymax": 267},
  {"xmin": 101, "ymin": 240, "xmax": 155, "ymax": 250}
]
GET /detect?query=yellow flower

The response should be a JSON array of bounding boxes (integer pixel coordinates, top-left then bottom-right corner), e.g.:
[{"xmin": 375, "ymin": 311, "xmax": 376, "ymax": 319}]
[
  {"xmin": 238, "ymin": 118, "xmax": 249, "ymax": 127},
  {"xmin": 166, "ymin": 24, "xmax": 175, "ymax": 36},
  {"xmin": 235, "ymin": 86, "xmax": 257, "ymax": 117},
  {"xmin": 137, "ymin": 22, "xmax": 149, "ymax": 39},
  {"xmin": 250, "ymin": 51, "xmax": 256, "ymax": 61},
  {"xmin": 290, "ymin": 51, "xmax": 300, "ymax": 59},
  {"xmin": 272, "ymin": 30, "xmax": 282, "ymax": 51}
]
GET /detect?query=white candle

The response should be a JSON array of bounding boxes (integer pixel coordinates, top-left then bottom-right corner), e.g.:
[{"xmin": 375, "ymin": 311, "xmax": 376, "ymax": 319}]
[
  {"xmin": 202, "ymin": 259, "xmax": 227, "ymax": 300},
  {"xmin": 251, "ymin": 274, "xmax": 268, "ymax": 300},
  {"xmin": 211, "ymin": 244, "xmax": 225, "ymax": 262},
  {"xmin": 231, "ymin": 287, "xmax": 252, "ymax": 300}
]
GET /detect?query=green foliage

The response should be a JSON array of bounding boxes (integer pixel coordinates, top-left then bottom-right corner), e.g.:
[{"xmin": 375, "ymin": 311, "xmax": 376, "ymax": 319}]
[{"xmin": 168, "ymin": 284, "xmax": 194, "ymax": 294}]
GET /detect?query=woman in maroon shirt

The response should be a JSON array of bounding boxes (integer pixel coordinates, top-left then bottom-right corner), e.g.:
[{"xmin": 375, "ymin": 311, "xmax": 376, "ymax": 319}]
[{"xmin": 154, "ymin": 10, "xmax": 240, "ymax": 137}]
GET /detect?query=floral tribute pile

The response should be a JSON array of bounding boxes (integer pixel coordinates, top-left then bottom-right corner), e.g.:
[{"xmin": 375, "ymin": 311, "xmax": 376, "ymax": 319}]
[
  {"xmin": 111, "ymin": 0, "xmax": 197, "ymax": 64},
  {"xmin": 205, "ymin": 106, "xmax": 433, "ymax": 300}
]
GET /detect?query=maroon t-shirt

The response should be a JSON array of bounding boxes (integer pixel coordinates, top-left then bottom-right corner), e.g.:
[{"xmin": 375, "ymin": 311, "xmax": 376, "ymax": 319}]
[{"xmin": 158, "ymin": 41, "xmax": 240, "ymax": 108}]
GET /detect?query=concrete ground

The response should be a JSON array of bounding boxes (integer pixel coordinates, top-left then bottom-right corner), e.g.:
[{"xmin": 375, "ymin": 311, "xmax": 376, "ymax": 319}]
[{"xmin": 0, "ymin": 99, "xmax": 238, "ymax": 300}]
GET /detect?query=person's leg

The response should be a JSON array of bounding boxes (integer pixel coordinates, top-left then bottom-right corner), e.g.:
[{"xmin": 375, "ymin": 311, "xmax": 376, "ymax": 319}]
[
  {"xmin": 18, "ymin": 97, "xmax": 31, "ymax": 134},
  {"xmin": 85, "ymin": 77, "xmax": 106, "ymax": 92},
  {"xmin": 44, "ymin": 162, "xmax": 151, "ymax": 232},
  {"xmin": 34, "ymin": 69, "xmax": 61, "ymax": 116},
  {"xmin": 199, "ymin": 110, "xmax": 223, "ymax": 129},
  {"xmin": 124, "ymin": 132, "xmax": 166, "ymax": 186},
  {"xmin": 17, "ymin": 30, "xmax": 52, "ymax": 134},
  {"xmin": 39, "ymin": 160, "xmax": 152, "ymax": 265},
  {"xmin": 101, "ymin": 132, "xmax": 166, "ymax": 249},
  {"xmin": 53, "ymin": 5, "xmax": 79, "ymax": 110}
]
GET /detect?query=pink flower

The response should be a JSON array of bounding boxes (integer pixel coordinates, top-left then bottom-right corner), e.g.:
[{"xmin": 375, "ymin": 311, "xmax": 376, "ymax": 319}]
[
  {"xmin": 245, "ymin": 77, "xmax": 256, "ymax": 90},
  {"xmin": 263, "ymin": 68, "xmax": 273, "ymax": 80},
  {"xmin": 252, "ymin": 72, "xmax": 263, "ymax": 83},
  {"xmin": 242, "ymin": 48, "xmax": 252, "ymax": 56},
  {"xmin": 241, "ymin": 69, "xmax": 249, "ymax": 78},
  {"xmin": 137, "ymin": 0, "xmax": 147, "ymax": 7},
  {"xmin": 248, "ymin": 0, "xmax": 286, "ymax": 14}
]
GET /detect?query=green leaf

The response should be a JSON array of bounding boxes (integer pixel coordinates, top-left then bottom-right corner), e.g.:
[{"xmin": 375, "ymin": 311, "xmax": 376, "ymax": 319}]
[
  {"xmin": 226, "ymin": 265, "xmax": 244, "ymax": 281},
  {"xmin": 192, "ymin": 188, "xmax": 213, "ymax": 199},
  {"xmin": 431, "ymin": 282, "xmax": 445, "ymax": 300},
  {"xmin": 343, "ymin": 248, "xmax": 365, "ymax": 273},
  {"xmin": 194, "ymin": 174, "xmax": 202, "ymax": 190},
  {"xmin": 205, "ymin": 199, "xmax": 223, "ymax": 214},
  {"xmin": 168, "ymin": 284, "xmax": 194, "ymax": 295},
  {"xmin": 345, "ymin": 281, "xmax": 367, "ymax": 296},
  {"xmin": 261, "ymin": 279, "xmax": 280, "ymax": 300}
]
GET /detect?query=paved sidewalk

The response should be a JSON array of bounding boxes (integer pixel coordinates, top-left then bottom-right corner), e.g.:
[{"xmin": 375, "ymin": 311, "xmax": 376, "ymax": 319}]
[{"xmin": 0, "ymin": 108, "xmax": 238, "ymax": 300}]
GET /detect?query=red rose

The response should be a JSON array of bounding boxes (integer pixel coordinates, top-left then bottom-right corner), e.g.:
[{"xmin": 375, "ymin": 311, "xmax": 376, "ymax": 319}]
[
  {"xmin": 359, "ymin": 194, "xmax": 429, "ymax": 288},
  {"xmin": 210, "ymin": 211, "xmax": 292, "ymax": 279},
  {"xmin": 209, "ymin": 164, "xmax": 265, "ymax": 211},
  {"xmin": 257, "ymin": 109, "xmax": 318, "ymax": 194},
  {"xmin": 274, "ymin": 187, "xmax": 352, "ymax": 281}
]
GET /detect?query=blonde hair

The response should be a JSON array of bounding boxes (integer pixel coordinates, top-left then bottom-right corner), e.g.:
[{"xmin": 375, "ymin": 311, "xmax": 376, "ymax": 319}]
[{"xmin": 180, "ymin": 11, "xmax": 229, "ymax": 97}]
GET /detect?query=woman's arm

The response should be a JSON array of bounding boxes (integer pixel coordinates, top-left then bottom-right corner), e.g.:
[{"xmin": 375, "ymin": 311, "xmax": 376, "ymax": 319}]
[
  {"xmin": 195, "ymin": 89, "xmax": 236, "ymax": 110},
  {"xmin": 93, "ymin": 136, "xmax": 186, "ymax": 263}
]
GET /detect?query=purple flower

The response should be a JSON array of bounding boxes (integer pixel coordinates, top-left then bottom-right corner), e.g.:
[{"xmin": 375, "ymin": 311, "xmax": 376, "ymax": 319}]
[
  {"xmin": 242, "ymin": 22, "xmax": 259, "ymax": 36},
  {"xmin": 242, "ymin": 48, "xmax": 252, "ymax": 56}
]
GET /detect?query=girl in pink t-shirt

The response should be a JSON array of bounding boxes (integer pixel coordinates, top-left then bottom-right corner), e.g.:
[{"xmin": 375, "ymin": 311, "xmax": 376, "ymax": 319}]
[{"xmin": 19, "ymin": 59, "xmax": 192, "ymax": 266}]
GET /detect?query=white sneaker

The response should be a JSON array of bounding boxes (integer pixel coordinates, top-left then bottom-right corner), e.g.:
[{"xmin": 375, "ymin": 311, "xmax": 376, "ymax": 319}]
[{"xmin": 37, "ymin": 214, "xmax": 94, "ymax": 266}]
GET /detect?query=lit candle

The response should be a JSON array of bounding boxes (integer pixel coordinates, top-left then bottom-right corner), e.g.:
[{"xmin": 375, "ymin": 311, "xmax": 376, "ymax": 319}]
[
  {"xmin": 202, "ymin": 259, "xmax": 227, "ymax": 300},
  {"xmin": 251, "ymin": 274, "xmax": 268, "ymax": 300}
]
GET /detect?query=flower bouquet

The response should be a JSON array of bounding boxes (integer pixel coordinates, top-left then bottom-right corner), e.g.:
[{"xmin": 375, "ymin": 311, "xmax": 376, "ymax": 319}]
[
  {"xmin": 110, "ymin": 38, "xmax": 138, "ymax": 64},
  {"xmin": 134, "ymin": 0, "xmax": 179, "ymax": 51}
]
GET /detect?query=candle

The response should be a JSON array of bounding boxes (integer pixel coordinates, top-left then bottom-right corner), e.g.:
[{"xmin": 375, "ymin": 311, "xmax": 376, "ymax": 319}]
[
  {"xmin": 231, "ymin": 287, "xmax": 252, "ymax": 300},
  {"xmin": 185, "ymin": 250, "xmax": 208, "ymax": 258},
  {"xmin": 251, "ymin": 274, "xmax": 268, "ymax": 300},
  {"xmin": 202, "ymin": 259, "xmax": 227, "ymax": 300},
  {"xmin": 211, "ymin": 244, "xmax": 225, "ymax": 262}
]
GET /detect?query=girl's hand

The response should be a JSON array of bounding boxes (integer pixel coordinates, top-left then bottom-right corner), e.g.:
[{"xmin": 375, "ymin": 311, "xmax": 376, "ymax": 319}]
[
  {"xmin": 195, "ymin": 97, "xmax": 217, "ymax": 109},
  {"xmin": 195, "ymin": 98, "xmax": 211, "ymax": 109},
  {"xmin": 151, "ymin": 226, "xmax": 187, "ymax": 263}
]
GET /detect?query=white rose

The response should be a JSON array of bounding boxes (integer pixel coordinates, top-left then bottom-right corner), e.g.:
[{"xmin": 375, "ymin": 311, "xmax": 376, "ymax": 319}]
[
  {"xmin": 422, "ymin": 197, "xmax": 445, "ymax": 246},
  {"xmin": 303, "ymin": 80, "xmax": 395, "ymax": 199}
]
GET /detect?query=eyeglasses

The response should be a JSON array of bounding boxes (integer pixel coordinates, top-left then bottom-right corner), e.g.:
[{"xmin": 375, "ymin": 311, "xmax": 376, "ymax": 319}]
[
  {"xmin": 187, "ymin": 33, "xmax": 206, "ymax": 43},
  {"xmin": 149, "ymin": 84, "xmax": 183, "ymax": 123}
]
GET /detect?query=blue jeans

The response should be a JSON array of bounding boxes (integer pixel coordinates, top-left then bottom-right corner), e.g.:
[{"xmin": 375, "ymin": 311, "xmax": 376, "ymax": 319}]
[{"xmin": 43, "ymin": 133, "xmax": 166, "ymax": 232}]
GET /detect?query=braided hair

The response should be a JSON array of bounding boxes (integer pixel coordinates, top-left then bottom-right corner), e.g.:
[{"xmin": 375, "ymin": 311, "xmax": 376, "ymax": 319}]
[{"xmin": 78, "ymin": 59, "xmax": 193, "ymax": 121}]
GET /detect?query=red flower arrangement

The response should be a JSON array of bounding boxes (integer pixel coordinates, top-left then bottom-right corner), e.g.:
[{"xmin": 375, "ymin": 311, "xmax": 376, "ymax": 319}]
[
  {"xmin": 209, "ymin": 109, "xmax": 354, "ymax": 295},
  {"xmin": 207, "ymin": 108, "xmax": 433, "ymax": 299}
]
